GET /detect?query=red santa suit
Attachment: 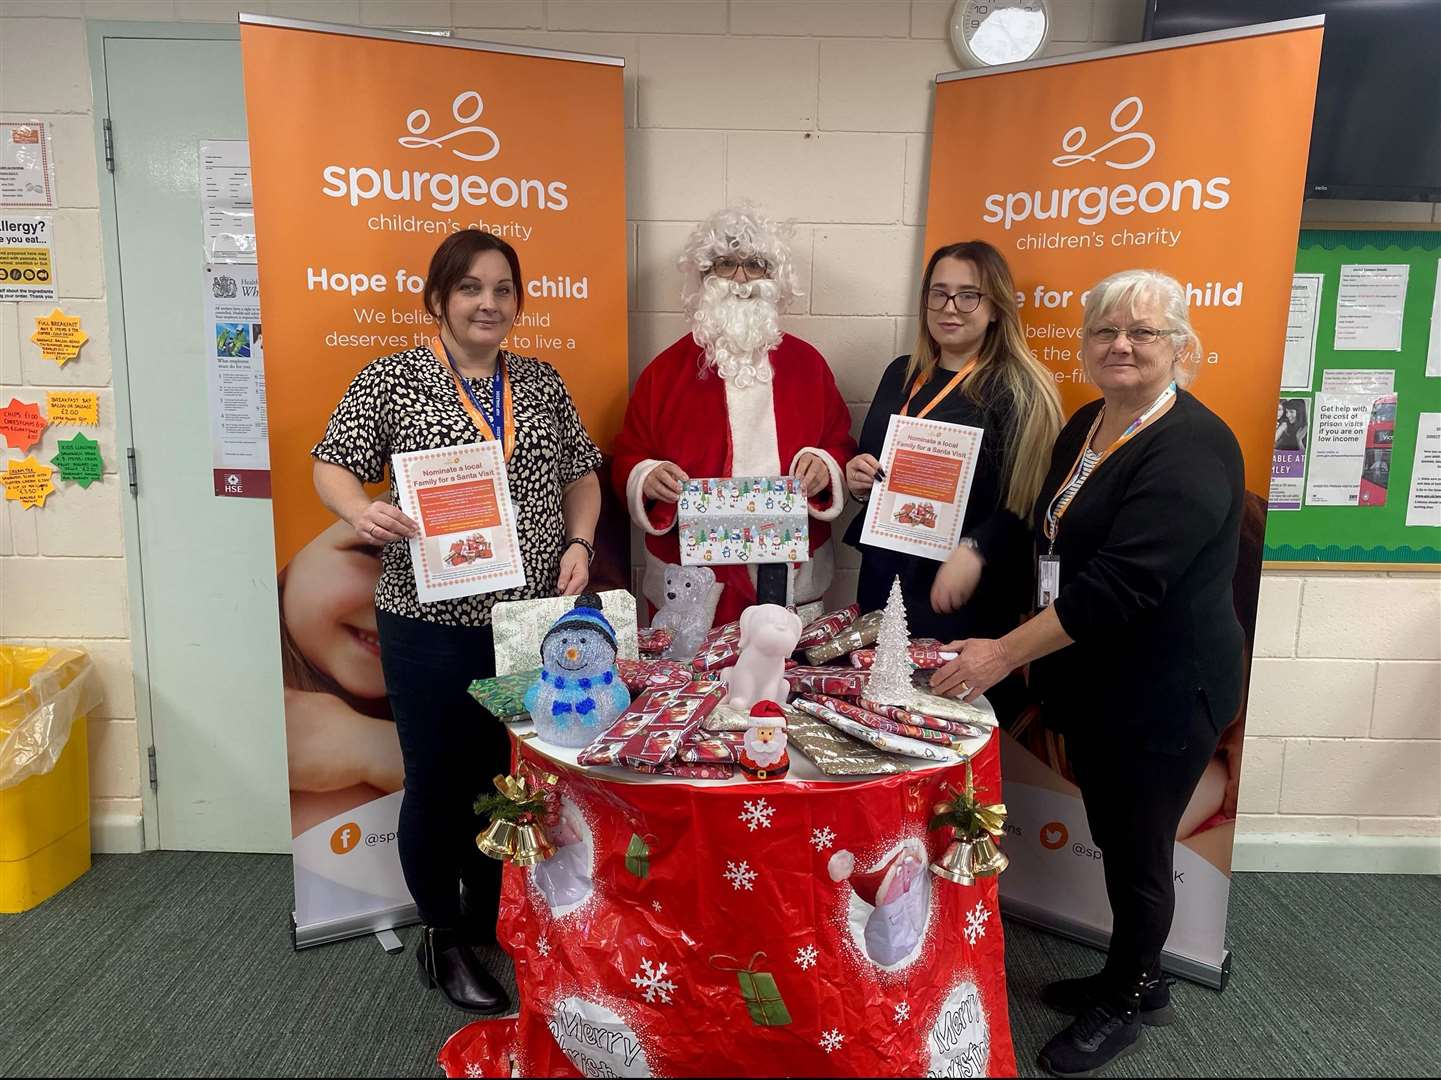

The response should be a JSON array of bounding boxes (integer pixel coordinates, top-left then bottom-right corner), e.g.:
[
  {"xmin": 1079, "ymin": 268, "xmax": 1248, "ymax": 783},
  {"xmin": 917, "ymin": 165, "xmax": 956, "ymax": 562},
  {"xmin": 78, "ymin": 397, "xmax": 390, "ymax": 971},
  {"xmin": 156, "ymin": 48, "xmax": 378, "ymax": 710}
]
[{"xmin": 613, "ymin": 333, "xmax": 856, "ymax": 626}]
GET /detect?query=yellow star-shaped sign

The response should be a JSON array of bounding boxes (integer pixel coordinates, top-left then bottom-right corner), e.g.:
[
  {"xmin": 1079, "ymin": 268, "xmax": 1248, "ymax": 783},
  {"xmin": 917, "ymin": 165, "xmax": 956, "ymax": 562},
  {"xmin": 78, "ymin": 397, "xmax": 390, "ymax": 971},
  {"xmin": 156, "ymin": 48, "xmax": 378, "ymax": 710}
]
[
  {"xmin": 0, "ymin": 455, "xmax": 57, "ymax": 509},
  {"xmin": 30, "ymin": 309, "xmax": 89, "ymax": 367}
]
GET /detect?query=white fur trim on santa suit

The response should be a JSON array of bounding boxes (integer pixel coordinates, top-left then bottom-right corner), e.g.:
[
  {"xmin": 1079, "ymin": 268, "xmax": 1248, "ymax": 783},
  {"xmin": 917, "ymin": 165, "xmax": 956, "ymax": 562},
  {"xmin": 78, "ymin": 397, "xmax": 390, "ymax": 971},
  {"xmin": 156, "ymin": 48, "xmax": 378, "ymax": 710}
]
[
  {"xmin": 625, "ymin": 458, "xmax": 674, "ymax": 536},
  {"xmin": 790, "ymin": 446, "xmax": 845, "ymax": 523}
]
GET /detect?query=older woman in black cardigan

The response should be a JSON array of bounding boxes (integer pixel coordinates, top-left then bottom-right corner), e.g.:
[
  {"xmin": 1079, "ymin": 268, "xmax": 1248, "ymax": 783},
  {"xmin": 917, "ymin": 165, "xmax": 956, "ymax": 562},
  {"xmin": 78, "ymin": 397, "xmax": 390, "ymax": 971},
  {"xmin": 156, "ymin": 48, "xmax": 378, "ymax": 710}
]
[{"xmin": 932, "ymin": 268, "xmax": 1246, "ymax": 1078}]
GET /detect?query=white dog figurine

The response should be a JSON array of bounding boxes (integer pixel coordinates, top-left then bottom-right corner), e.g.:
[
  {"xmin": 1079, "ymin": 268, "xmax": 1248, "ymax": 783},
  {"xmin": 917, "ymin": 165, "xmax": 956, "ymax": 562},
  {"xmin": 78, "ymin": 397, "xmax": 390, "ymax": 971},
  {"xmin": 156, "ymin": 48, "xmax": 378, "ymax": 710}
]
[{"xmin": 722, "ymin": 604, "xmax": 803, "ymax": 711}]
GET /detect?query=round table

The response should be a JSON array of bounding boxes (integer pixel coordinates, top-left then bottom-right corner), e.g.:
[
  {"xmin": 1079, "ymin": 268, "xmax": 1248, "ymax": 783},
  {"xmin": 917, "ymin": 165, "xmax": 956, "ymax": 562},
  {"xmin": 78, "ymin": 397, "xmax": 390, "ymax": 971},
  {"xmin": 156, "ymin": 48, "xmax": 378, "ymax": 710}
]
[{"xmin": 443, "ymin": 709, "xmax": 1017, "ymax": 1079}]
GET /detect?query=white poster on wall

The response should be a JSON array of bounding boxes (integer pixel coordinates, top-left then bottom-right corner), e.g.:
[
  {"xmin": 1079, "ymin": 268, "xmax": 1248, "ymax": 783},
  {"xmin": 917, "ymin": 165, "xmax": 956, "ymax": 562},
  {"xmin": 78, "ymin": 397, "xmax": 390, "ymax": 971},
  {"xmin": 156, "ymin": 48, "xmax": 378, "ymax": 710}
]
[
  {"xmin": 203, "ymin": 263, "xmax": 270, "ymax": 498},
  {"xmin": 1405, "ymin": 413, "xmax": 1441, "ymax": 528},
  {"xmin": 1427, "ymin": 260, "xmax": 1441, "ymax": 379},
  {"xmin": 0, "ymin": 122, "xmax": 56, "ymax": 208},
  {"xmin": 200, "ymin": 140, "xmax": 255, "ymax": 263},
  {"xmin": 1334, "ymin": 264, "xmax": 1407, "ymax": 352},
  {"xmin": 1304, "ymin": 393, "xmax": 1374, "ymax": 506},
  {"xmin": 0, "ymin": 214, "xmax": 56, "ymax": 301},
  {"xmin": 1281, "ymin": 273, "xmax": 1323, "ymax": 390}
]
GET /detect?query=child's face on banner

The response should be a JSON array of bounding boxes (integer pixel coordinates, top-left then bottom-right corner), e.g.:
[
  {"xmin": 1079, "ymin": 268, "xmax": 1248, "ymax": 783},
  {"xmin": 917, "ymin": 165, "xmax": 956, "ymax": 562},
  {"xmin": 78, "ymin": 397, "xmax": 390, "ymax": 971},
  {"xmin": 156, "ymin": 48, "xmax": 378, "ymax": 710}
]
[
  {"xmin": 283, "ymin": 520, "xmax": 386, "ymax": 699},
  {"xmin": 446, "ymin": 249, "xmax": 519, "ymax": 353}
]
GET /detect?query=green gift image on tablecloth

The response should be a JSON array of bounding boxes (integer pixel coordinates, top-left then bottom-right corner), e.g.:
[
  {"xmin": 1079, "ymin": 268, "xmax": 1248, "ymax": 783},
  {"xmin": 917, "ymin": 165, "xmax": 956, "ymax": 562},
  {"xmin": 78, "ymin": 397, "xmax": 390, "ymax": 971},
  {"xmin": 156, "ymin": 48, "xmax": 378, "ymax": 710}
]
[
  {"xmin": 711, "ymin": 952, "xmax": 791, "ymax": 1027},
  {"xmin": 624, "ymin": 832, "xmax": 651, "ymax": 878}
]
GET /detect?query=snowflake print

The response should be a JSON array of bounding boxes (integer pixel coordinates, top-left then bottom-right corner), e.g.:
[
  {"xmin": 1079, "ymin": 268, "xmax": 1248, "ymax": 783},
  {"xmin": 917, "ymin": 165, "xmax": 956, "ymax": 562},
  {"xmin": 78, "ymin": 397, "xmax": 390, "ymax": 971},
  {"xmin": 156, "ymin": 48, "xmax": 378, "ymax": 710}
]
[
  {"xmin": 537, "ymin": 935, "xmax": 551, "ymax": 958},
  {"xmin": 738, "ymin": 798, "xmax": 775, "ymax": 832},
  {"xmin": 810, "ymin": 826, "xmax": 836, "ymax": 851},
  {"xmin": 652, "ymin": 899, "xmax": 662, "ymax": 912},
  {"xmin": 964, "ymin": 900, "xmax": 992, "ymax": 946},
  {"xmin": 465, "ymin": 1064, "xmax": 484, "ymax": 1078},
  {"xmin": 631, "ymin": 958, "xmax": 678, "ymax": 1005},
  {"xmin": 819, "ymin": 1029, "xmax": 845, "ymax": 1054},
  {"xmin": 724, "ymin": 860, "xmax": 757, "ymax": 891},
  {"xmin": 894, "ymin": 1001, "xmax": 911, "ymax": 1023},
  {"xmin": 795, "ymin": 944, "xmax": 818, "ymax": 970}
]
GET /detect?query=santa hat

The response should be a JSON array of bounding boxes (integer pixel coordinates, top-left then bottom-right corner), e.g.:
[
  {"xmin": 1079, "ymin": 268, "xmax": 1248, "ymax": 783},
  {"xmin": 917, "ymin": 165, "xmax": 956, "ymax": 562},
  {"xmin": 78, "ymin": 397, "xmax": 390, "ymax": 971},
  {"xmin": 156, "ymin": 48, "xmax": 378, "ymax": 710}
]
[
  {"xmin": 543, "ymin": 593, "xmax": 617, "ymax": 651},
  {"xmin": 748, "ymin": 700, "xmax": 787, "ymax": 728},
  {"xmin": 827, "ymin": 841, "xmax": 922, "ymax": 909}
]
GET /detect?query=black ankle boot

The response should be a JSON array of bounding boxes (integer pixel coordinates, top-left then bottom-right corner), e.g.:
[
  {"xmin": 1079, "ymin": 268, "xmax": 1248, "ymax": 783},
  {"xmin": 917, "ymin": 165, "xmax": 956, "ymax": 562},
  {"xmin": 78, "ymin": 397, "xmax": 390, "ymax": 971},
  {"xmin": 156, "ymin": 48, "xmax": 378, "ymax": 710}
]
[
  {"xmin": 416, "ymin": 925, "xmax": 511, "ymax": 1015},
  {"xmin": 1038, "ymin": 976, "xmax": 1144, "ymax": 1077},
  {"xmin": 1041, "ymin": 970, "xmax": 1175, "ymax": 1026}
]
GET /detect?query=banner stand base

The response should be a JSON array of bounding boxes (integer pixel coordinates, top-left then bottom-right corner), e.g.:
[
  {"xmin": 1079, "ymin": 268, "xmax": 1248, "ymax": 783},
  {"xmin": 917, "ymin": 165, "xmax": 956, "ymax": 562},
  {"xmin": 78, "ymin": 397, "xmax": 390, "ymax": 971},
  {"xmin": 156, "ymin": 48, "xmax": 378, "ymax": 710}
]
[
  {"xmin": 290, "ymin": 901, "xmax": 420, "ymax": 951},
  {"xmin": 1000, "ymin": 896, "xmax": 1231, "ymax": 991}
]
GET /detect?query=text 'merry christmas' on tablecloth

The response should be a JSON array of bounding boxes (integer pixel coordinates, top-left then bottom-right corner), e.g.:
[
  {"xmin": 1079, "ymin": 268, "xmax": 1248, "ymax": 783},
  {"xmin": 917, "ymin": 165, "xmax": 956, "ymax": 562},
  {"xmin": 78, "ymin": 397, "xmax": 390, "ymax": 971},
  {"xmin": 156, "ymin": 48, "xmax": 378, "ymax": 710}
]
[
  {"xmin": 860, "ymin": 414, "xmax": 982, "ymax": 562},
  {"xmin": 678, "ymin": 476, "xmax": 808, "ymax": 566},
  {"xmin": 394, "ymin": 441, "xmax": 525, "ymax": 602}
]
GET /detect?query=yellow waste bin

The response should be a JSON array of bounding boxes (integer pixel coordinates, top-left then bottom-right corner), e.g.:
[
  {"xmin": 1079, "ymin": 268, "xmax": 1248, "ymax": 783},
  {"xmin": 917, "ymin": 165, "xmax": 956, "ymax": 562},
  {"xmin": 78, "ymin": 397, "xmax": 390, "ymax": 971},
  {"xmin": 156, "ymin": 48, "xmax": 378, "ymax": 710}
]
[{"xmin": 0, "ymin": 646, "xmax": 99, "ymax": 913}]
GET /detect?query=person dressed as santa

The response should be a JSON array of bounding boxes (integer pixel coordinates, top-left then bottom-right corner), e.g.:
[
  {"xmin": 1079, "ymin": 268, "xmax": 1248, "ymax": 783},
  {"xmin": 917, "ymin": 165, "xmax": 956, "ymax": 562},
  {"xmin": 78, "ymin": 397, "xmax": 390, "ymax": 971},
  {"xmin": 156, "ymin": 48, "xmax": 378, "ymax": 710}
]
[
  {"xmin": 612, "ymin": 203, "xmax": 856, "ymax": 627},
  {"xmin": 829, "ymin": 838, "xmax": 933, "ymax": 967},
  {"xmin": 736, "ymin": 700, "xmax": 791, "ymax": 781}
]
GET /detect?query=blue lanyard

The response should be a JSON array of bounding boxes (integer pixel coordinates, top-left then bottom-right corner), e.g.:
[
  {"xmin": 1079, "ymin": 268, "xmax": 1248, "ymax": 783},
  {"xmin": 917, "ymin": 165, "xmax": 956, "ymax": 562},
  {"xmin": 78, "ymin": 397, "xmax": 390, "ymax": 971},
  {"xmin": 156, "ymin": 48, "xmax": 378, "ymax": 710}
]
[{"xmin": 441, "ymin": 341, "xmax": 504, "ymax": 446}]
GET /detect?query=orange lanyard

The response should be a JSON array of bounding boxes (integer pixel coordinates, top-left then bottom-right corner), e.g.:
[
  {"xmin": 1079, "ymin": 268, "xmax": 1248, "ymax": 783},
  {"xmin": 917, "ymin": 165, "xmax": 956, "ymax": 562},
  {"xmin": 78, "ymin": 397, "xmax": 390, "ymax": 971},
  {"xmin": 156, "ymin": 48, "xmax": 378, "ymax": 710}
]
[
  {"xmin": 902, "ymin": 357, "xmax": 979, "ymax": 420},
  {"xmin": 1043, "ymin": 382, "xmax": 1176, "ymax": 545},
  {"xmin": 431, "ymin": 337, "xmax": 515, "ymax": 462}
]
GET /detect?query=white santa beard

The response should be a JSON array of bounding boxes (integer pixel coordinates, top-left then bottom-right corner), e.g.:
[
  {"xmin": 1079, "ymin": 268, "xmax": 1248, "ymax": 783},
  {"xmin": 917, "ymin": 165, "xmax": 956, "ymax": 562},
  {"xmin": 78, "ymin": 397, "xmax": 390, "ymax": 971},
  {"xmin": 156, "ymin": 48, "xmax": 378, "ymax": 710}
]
[{"xmin": 691, "ymin": 277, "xmax": 783, "ymax": 391}]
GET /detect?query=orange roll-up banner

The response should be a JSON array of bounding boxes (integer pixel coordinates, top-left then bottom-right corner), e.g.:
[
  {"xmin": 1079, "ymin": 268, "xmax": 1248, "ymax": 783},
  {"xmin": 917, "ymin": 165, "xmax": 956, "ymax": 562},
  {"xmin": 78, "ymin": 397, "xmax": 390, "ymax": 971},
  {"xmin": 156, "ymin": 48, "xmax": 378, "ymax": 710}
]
[
  {"xmin": 924, "ymin": 20, "xmax": 1322, "ymax": 984},
  {"xmin": 240, "ymin": 16, "xmax": 626, "ymax": 945}
]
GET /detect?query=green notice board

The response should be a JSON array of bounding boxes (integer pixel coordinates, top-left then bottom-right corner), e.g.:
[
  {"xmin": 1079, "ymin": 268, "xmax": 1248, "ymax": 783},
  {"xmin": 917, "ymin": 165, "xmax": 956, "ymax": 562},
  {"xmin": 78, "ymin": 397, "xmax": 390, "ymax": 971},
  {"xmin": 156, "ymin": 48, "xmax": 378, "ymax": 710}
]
[{"xmin": 1262, "ymin": 229, "xmax": 1441, "ymax": 568}]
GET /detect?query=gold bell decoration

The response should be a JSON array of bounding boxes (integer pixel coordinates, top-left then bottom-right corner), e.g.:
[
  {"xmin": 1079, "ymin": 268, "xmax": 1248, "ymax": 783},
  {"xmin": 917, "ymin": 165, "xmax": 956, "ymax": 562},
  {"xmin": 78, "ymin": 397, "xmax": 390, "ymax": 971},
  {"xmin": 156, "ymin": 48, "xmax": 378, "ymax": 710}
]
[
  {"xmin": 928, "ymin": 758, "xmax": 1009, "ymax": 885},
  {"xmin": 473, "ymin": 764, "xmax": 560, "ymax": 866}
]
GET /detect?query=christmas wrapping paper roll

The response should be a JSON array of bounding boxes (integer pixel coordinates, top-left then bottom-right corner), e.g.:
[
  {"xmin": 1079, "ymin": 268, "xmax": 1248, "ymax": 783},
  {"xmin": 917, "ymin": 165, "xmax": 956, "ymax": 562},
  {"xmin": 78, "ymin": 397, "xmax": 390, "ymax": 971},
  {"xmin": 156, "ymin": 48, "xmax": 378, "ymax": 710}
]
[
  {"xmin": 811, "ymin": 694, "xmax": 959, "ymax": 748},
  {"xmin": 793, "ymin": 698, "xmax": 961, "ymax": 763},
  {"xmin": 441, "ymin": 733, "xmax": 1016, "ymax": 1078},
  {"xmin": 849, "ymin": 641, "xmax": 953, "ymax": 671},
  {"xmin": 795, "ymin": 603, "xmax": 860, "ymax": 649},
  {"xmin": 802, "ymin": 610, "xmax": 884, "ymax": 665}
]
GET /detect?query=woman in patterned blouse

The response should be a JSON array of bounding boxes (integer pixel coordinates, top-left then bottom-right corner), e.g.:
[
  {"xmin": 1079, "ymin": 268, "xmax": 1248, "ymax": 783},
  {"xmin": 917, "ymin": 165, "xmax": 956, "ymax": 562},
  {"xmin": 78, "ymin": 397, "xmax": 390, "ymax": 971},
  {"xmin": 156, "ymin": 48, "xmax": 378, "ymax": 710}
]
[{"xmin": 312, "ymin": 230, "xmax": 602, "ymax": 1015}]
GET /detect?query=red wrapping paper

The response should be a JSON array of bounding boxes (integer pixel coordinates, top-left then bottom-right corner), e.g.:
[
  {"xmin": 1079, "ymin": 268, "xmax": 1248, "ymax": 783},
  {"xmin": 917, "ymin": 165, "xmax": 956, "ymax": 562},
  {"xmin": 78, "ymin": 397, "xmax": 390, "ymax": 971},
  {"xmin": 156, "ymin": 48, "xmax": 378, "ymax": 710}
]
[
  {"xmin": 638, "ymin": 626, "xmax": 675, "ymax": 657},
  {"xmin": 577, "ymin": 683, "xmax": 728, "ymax": 770},
  {"xmin": 849, "ymin": 640, "xmax": 952, "ymax": 670},
  {"xmin": 859, "ymin": 699, "xmax": 988, "ymax": 740},
  {"xmin": 811, "ymin": 694, "xmax": 959, "ymax": 747},
  {"xmin": 455, "ymin": 735, "xmax": 1016, "ymax": 1078},
  {"xmin": 616, "ymin": 658, "xmax": 695, "ymax": 695},
  {"xmin": 784, "ymin": 665, "xmax": 869, "ymax": 698},
  {"xmin": 796, "ymin": 603, "xmax": 860, "ymax": 649}
]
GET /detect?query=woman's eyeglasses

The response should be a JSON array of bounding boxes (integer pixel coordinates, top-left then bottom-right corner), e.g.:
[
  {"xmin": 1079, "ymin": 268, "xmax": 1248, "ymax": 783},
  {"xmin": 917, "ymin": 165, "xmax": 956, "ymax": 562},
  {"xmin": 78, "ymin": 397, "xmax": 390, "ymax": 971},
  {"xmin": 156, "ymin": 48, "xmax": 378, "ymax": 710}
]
[
  {"xmin": 1086, "ymin": 326, "xmax": 1180, "ymax": 345},
  {"xmin": 925, "ymin": 287, "xmax": 984, "ymax": 313}
]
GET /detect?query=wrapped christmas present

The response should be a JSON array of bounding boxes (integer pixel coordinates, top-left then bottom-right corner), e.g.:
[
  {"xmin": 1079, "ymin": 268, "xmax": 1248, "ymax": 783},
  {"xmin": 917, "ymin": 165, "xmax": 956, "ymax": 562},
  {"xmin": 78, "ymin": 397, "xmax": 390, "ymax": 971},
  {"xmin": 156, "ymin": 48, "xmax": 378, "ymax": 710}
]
[
  {"xmin": 578, "ymin": 682, "xmax": 728, "ymax": 769},
  {"xmin": 795, "ymin": 603, "xmax": 860, "ymax": 649},
  {"xmin": 858, "ymin": 697, "xmax": 989, "ymax": 740},
  {"xmin": 691, "ymin": 619, "xmax": 743, "ymax": 672},
  {"xmin": 906, "ymin": 675, "xmax": 999, "ymax": 729},
  {"xmin": 678, "ymin": 728, "xmax": 746, "ymax": 764},
  {"xmin": 783, "ymin": 665, "xmax": 869, "ymax": 698},
  {"xmin": 802, "ymin": 609, "xmax": 883, "ymax": 665},
  {"xmin": 783, "ymin": 711, "xmax": 914, "ymax": 776},
  {"xmin": 792, "ymin": 697, "xmax": 959, "ymax": 763},
  {"xmin": 467, "ymin": 669, "xmax": 541, "ymax": 720},
  {"xmin": 848, "ymin": 639, "xmax": 956, "ymax": 670},
  {"xmin": 702, "ymin": 703, "xmax": 753, "ymax": 732},
  {"xmin": 637, "ymin": 625, "xmax": 674, "ymax": 657},
  {"xmin": 810, "ymin": 694, "xmax": 959, "ymax": 748},
  {"xmin": 615, "ymin": 657, "xmax": 694, "ymax": 695}
]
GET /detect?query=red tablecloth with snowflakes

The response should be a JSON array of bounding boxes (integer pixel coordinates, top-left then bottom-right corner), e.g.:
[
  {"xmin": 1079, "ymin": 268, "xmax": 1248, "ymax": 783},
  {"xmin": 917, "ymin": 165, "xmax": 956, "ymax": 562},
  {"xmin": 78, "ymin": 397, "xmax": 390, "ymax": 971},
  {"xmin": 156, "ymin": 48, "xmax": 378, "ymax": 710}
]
[{"xmin": 441, "ymin": 734, "xmax": 1015, "ymax": 1078}]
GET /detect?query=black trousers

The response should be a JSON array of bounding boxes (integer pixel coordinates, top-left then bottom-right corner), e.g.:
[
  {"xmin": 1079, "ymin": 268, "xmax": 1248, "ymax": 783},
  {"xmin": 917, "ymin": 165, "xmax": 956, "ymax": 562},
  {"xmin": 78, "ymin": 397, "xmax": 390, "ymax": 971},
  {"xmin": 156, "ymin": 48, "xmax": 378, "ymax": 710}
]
[
  {"xmin": 377, "ymin": 610, "xmax": 512, "ymax": 930},
  {"xmin": 1068, "ymin": 716, "xmax": 1220, "ymax": 982}
]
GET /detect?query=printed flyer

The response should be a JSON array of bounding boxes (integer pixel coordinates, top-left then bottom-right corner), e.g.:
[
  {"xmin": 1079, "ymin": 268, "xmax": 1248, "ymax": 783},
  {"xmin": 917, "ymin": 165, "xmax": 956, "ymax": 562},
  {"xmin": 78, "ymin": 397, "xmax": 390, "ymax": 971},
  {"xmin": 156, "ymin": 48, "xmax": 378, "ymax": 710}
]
[
  {"xmin": 0, "ymin": 214, "xmax": 55, "ymax": 301},
  {"xmin": 393, "ymin": 441, "xmax": 525, "ymax": 602},
  {"xmin": 860, "ymin": 414, "xmax": 982, "ymax": 561},
  {"xmin": 1271, "ymin": 397, "xmax": 1310, "ymax": 511},
  {"xmin": 203, "ymin": 263, "xmax": 269, "ymax": 497}
]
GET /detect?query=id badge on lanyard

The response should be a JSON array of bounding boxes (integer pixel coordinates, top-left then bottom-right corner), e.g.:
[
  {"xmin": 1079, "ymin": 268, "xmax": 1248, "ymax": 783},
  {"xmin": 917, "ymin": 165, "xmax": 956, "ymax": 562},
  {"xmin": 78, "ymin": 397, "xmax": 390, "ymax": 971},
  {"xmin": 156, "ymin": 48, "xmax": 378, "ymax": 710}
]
[{"xmin": 1037, "ymin": 554, "xmax": 1061, "ymax": 609}]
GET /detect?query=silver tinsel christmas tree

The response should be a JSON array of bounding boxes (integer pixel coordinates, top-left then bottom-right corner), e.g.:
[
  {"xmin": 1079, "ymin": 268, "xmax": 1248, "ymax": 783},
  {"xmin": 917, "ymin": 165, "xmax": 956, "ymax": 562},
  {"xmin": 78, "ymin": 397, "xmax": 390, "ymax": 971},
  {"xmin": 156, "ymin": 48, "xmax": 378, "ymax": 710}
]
[{"xmin": 866, "ymin": 576, "xmax": 915, "ymax": 706}]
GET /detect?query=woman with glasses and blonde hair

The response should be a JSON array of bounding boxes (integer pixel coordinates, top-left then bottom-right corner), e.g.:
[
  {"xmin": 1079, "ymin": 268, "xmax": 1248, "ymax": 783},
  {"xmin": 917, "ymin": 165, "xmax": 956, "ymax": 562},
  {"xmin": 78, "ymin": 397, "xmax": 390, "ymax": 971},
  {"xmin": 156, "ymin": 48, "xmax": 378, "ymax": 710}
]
[
  {"xmin": 931, "ymin": 268, "xmax": 1246, "ymax": 1077},
  {"xmin": 843, "ymin": 240, "xmax": 1062, "ymax": 722}
]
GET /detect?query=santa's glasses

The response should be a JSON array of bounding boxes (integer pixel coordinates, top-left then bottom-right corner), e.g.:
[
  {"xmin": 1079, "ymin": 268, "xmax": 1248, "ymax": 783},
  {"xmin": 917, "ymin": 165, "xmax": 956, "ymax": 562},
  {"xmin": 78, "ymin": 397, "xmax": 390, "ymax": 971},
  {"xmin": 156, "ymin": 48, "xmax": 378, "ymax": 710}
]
[{"xmin": 708, "ymin": 255, "xmax": 771, "ymax": 281}]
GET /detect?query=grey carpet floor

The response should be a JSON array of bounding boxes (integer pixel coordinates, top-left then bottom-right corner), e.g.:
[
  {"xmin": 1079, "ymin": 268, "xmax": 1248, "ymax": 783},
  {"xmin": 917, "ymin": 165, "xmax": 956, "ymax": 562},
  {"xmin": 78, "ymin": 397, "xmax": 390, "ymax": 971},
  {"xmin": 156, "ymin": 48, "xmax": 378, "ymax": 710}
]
[{"xmin": 0, "ymin": 853, "xmax": 1437, "ymax": 1078}]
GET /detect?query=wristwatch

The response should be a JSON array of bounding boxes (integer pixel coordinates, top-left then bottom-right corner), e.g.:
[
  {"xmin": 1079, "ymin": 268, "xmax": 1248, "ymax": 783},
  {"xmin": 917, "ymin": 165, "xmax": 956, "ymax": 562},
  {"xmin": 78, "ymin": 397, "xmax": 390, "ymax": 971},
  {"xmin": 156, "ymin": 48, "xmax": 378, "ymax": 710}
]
[
  {"xmin": 564, "ymin": 537, "xmax": 596, "ymax": 564},
  {"xmin": 958, "ymin": 536, "xmax": 984, "ymax": 564}
]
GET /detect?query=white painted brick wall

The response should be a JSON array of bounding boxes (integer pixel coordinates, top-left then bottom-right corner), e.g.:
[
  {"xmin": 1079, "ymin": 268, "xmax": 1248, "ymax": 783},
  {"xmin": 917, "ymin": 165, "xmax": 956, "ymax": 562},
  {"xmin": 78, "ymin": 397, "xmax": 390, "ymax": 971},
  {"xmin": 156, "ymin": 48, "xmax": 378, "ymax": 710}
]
[{"xmin": 2, "ymin": 0, "xmax": 1437, "ymax": 855}]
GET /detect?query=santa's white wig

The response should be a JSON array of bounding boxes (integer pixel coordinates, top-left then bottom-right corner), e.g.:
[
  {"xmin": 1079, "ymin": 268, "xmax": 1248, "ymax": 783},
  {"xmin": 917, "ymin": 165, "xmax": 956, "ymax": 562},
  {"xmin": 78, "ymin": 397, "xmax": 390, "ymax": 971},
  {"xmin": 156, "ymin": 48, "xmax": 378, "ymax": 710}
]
[{"xmin": 678, "ymin": 201, "xmax": 801, "ymax": 312}]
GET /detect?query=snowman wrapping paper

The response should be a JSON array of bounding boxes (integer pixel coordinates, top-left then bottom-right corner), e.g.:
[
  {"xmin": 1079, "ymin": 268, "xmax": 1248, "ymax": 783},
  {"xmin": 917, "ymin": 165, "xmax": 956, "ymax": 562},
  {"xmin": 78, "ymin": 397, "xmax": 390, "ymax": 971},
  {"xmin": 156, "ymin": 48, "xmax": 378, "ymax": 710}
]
[{"xmin": 443, "ymin": 735, "xmax": 1016, "ymax": 1078}]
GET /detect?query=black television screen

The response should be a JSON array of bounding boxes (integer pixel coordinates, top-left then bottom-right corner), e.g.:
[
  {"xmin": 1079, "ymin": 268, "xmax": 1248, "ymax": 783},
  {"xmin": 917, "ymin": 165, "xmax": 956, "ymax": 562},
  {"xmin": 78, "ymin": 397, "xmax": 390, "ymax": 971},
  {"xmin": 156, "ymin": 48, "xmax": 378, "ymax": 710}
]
[{"xmin": 1144, "ymin": 1, "xmax": 1441, "ymax": 202}]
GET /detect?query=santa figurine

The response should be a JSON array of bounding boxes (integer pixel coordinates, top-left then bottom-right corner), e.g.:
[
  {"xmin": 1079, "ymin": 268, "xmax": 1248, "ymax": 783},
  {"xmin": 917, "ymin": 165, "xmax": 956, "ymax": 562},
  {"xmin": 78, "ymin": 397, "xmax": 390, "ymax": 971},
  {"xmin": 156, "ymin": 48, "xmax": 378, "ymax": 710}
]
[
  {"xmin": 828, "ymin": 838, "xmax": 932, "ymax": 967},
  {"xmin": 736, "ymin": 700, "xmax": 790, "ymax": 782},
  {"xmin": 612, "ymin": 203, "xmax": 857, "ymax": 627}
]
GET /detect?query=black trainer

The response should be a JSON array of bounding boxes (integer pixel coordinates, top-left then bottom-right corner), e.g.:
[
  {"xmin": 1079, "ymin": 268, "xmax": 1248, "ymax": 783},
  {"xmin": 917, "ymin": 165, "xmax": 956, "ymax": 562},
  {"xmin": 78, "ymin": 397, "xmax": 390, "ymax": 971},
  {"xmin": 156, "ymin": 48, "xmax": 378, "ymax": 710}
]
[
  {"xmin": 1041, "ymin": 972, "xmax": 1176, "ymax": 1026},
  {"xmin": 416, "ymin": 925, "xmax": 512, "ymax": 1015},
  {"xmin": 1038, "ymin": 999, "xmax": 1142, "ymax": 1078}
]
